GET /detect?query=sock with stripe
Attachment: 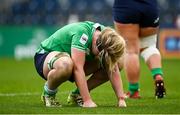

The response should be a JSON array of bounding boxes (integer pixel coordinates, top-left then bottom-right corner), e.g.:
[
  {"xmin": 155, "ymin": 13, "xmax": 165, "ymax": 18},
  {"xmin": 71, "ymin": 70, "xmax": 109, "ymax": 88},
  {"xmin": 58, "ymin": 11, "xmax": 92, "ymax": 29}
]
[
  {"xmin": 43, "ymin": 82, "xmax": 57, "ymax": 96},
  {"xmin": 128, "ymin": 82, "xmax": 139, "ymax": 95}
]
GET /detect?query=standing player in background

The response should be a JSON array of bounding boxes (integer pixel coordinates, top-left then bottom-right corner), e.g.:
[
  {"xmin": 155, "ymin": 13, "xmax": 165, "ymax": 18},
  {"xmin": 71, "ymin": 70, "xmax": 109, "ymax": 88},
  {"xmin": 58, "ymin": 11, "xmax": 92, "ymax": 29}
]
[
  {"xmin": 113, "ymin": 0, "xmax": 166, "ymax": 98},
  {"xmin": 34, "ymin": 21, "xmax": 127, "ymax": 107}
]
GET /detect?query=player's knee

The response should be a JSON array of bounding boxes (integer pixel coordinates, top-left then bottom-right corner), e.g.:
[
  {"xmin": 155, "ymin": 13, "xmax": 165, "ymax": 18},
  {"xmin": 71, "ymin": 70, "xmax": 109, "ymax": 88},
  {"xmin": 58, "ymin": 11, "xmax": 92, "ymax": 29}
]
[
  {"xmin": 140, "ymin": 34, "xmax": 157, "ymax": 48},
  {"xmin": 140, "ymin": 46, "xmax": 160, "ymax": 62},
  {"xmin": 126, "ymin": 42, "xmax": 139, "ymax": 54},
  {"xmin": 140, "ymin": 34, "xmax": 160, "ymax": 62},
  {"xmin": 61, "ymin": 58, "xmax": 73, "ymax": 76},
  {"xmin": 125, "ymin": 35, "xmax": 140, "ymax": 54},
  {"xmin": 56, "ymin": 58, "xmax": 73, "ymax": 78}
]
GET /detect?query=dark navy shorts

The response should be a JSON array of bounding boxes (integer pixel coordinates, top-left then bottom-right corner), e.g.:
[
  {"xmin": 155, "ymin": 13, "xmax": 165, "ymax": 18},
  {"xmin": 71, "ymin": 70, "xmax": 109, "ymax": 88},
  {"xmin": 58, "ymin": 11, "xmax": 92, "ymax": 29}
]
[
  {"xmin": 34, "ymin": 53, "xmax": 49, "ymax": 80},
  {"xmin": 34, "ymin": 52, "xmax": 75, "ymax": 82},
  {"xmin": 113, "ymin": 0, "xmax": 159, "ymax": 27}
]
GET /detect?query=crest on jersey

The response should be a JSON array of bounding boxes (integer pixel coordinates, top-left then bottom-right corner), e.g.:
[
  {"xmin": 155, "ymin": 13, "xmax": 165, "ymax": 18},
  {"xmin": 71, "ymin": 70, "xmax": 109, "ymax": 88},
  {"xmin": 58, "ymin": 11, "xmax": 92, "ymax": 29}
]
[{"xmin": 80, "ymin": 33, "xmax": 88, "ymax": 45}]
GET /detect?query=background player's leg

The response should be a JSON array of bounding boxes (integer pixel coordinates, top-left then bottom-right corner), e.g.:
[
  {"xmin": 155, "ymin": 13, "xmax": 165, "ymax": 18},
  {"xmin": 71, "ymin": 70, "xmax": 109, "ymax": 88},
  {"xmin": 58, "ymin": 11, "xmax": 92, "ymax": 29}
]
[
  {"xmin": 114, "ymin": 22, "xmax": 141, "ymax": 98},
  {"xmin": 140, "ymin": 27, "xmax": 166, "ymax": 98}
]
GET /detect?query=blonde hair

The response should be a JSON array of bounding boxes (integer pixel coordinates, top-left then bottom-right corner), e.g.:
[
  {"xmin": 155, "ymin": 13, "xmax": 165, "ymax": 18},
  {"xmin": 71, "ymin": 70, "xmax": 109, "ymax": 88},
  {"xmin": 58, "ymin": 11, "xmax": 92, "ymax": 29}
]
[{"xmin": 97, "ymin": 27, "xmax": 125, "ymax": 71}]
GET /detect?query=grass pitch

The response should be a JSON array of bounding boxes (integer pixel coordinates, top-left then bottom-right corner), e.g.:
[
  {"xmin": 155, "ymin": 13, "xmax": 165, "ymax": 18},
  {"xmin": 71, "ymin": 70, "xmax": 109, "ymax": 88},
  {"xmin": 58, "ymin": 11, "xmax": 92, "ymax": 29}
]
[{"xmin": 0, "ymin": 58, "xmax": 180, "ymax": 114}]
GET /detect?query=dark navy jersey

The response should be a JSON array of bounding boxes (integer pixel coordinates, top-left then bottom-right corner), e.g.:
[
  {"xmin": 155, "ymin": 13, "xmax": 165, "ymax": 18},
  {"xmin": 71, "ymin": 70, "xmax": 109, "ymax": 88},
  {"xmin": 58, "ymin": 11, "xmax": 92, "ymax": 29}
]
[{"xmin": 113, "ymin": 0, "xmax": 159, "ymax": 27}]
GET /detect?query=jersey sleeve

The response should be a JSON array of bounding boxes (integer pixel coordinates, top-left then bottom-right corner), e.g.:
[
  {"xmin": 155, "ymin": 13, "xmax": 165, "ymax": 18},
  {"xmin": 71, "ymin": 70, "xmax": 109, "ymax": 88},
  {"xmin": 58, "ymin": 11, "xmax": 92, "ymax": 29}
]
[{"xmin": 71, "ymin": 32, "xmax": 89, "ymax": 52}]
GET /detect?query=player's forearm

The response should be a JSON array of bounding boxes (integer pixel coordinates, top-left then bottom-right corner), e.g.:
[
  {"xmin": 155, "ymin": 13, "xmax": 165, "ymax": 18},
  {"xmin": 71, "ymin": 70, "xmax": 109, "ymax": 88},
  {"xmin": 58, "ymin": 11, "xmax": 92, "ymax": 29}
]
[
  {"xmin": 74, "ymin": 68, "xmax": 92, "ymax": 102},
  {"xmin": 110, "ymin": 75, "xmax": 124, "ymax": 98},
  {"xmin": 109, "ymin": 67, "xmax": 125, "ymax": 99}
]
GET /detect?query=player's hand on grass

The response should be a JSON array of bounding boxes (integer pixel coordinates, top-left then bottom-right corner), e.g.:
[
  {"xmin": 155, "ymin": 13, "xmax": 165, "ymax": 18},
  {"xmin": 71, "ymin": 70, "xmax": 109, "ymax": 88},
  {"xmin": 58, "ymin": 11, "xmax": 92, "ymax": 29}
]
[
  {"xmin": 83, "ymin": 100, "xmax": 97, "ymax": 108},
  {"xmin": 118, "ymin": 97, "xmax": 127, "ymax": 107}
]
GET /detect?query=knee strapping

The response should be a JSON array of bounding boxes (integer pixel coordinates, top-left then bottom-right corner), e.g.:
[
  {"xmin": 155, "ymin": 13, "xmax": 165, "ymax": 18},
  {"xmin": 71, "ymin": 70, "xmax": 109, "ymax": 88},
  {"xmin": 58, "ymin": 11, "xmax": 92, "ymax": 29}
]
[
  {"xmin": 140, "ymin": 47, "xmax": 160, "ymax": 62},
  {"xmin": 140, "ymin": 34, "xmax": 157, "ymax": 48},
  {"xmin": 140, "ymin": 34, "xmax": 160, "ymax": 62},
  {"xmin": 48, "ymin": 52, "xmax": 70, "ymax": 70}
]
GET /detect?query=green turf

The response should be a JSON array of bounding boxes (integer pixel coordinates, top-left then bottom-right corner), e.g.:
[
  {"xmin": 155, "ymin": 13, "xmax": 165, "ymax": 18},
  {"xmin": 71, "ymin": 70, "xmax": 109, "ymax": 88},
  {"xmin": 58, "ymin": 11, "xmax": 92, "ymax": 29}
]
[{"xmin": 0, "ymin": 58, "xmax": 180, "ymax": 114}]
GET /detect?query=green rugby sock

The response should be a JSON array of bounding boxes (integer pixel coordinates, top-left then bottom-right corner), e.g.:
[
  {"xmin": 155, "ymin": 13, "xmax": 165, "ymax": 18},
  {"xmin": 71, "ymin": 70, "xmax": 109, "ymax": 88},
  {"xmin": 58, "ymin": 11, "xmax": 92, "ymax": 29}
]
[
  {"xmin": 72, "ymin": 88, "xmax": 80, "ymax": 94},
  {"xmin": 43, "ymin": 82, "xmax": 57, "ymax": 96},
  {"xmin": 151, "ymin": 68, "xmax": 163, "ymax": 79},
  {"xmin": 128, "ymin": 82, "xmax": 139, "ymax": 95}
]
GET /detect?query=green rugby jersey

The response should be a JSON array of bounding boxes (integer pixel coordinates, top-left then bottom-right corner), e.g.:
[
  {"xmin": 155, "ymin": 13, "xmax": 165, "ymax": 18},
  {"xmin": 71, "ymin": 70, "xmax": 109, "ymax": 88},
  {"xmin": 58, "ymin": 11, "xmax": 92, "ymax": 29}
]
[{"xmin": 37, "ymin": 21, "xmax": 105, "ymax": 61}]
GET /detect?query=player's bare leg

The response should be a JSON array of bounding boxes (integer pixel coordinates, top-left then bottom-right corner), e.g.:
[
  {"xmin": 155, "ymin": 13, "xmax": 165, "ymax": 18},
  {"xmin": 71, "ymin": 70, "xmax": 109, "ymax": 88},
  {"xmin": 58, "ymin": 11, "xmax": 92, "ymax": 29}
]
[
  {"xmin": 140, "ymin": 27, "xmax": 166, "ymax": 98},
  {"xmin": 114, "ymin": 22, "xmax": 141, "ymax": 98},
  {"xmin": 43, "ymin": 51, "xmax": 73, "ymax": 107}
]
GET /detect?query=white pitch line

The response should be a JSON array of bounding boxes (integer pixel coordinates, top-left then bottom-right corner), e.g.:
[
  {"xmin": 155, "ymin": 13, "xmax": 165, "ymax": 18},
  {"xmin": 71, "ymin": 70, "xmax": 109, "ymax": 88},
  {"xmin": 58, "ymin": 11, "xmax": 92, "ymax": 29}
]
[
  {"xmin": 0, "ymin": 91, "xmax": 69, "ymax": 97},
  {"xmin": 0, "ymin": 92, "xmax": 39, "ymax": 97}
]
